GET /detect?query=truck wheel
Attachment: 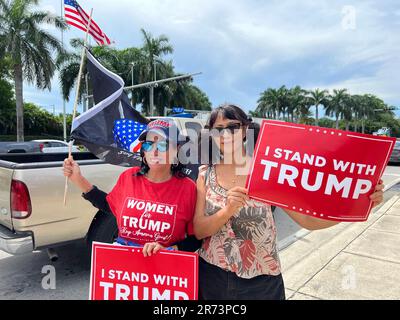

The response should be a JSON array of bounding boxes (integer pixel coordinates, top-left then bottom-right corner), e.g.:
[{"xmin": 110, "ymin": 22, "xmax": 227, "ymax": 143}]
[{"xmin": 86, "ymin": 211, "xmax": 118, "ymax": 255}]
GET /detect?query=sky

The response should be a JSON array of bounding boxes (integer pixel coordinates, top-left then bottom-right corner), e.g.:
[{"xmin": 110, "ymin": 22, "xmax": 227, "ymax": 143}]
[{"xmin": 25, "ymin": 0, "xmax": 400, "ymax": 117}]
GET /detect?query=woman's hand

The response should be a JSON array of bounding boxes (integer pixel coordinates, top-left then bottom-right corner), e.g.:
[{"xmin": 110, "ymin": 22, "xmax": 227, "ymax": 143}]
[
  {"xmin": 370, "ymin": 179, "xmax": 385, "ymax": 208},
  {"xmin": 63, "ymin": 156, "xmax": 82, "ymax": 184},
  {"xmin": 226, "ymin": 187, "xmax": 249, "ymax": 214},
  {"xmin": 142, "ymin": 242, "xmax": 165, "ymax": 257}
]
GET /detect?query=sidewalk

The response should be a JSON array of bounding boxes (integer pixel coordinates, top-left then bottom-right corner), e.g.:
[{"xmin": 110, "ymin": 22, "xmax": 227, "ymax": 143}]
[{"xmin": 280, "ymin": 192, "xmax": 400, "ymax": 300}]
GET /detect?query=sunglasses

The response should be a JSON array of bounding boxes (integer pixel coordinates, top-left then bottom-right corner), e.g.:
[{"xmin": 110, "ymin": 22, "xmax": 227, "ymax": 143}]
[
  {"xmin": 212, "ymin": 123, "xmax": 242, "ymax": 135},
  {"xmin": 141, "ymin": 140, "xmax": 169, "ymax": 152}
]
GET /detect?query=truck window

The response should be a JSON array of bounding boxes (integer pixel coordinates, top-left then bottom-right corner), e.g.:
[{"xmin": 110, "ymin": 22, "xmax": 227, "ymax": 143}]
[{"xmin": 50, "ymin": 142, "xmax": 64, "ymax": 148}]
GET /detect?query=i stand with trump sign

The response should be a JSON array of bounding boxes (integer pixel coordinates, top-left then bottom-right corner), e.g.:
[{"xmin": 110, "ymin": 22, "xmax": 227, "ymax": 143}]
[
  {"xmin": 89, "ymin": 242, "xmax": 198, "ymax": 300},
  {"xmin": 246, "ymin": 120, "xmax": 396, "ymax": 222}
]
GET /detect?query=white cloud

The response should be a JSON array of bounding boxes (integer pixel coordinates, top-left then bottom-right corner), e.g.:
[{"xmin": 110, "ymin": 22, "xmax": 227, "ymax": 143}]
[{"xmin": 27, "ymin": 0, "xmax": 399, "ymax": 114}]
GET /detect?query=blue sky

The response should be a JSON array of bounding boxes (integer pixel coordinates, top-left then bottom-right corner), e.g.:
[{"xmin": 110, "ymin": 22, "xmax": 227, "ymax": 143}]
[{"xmin": 25, "ymin": 0, "xmax": 400, "ymax": 117}]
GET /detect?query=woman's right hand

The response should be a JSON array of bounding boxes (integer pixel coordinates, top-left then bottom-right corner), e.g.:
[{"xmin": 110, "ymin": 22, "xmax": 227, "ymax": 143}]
[
  {"xmin": 63, "ymin": 156, "xmax": 82, "ymax": 184},
  {"xmin": 226, "ymin": 187, "xmax": 249, "ymax": 214}
]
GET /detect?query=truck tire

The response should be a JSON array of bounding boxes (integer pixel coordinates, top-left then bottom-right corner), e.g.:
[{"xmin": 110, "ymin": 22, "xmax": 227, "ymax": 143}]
[{"xmin": 86, "ymin": 211, "xmax": 118, "ymax": 255}]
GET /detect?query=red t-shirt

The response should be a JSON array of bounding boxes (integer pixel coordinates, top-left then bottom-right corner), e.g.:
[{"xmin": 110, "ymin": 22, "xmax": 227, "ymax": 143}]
[{"xmin": 106, "ymin": 167, "xmax": 197, "ymax": 247}]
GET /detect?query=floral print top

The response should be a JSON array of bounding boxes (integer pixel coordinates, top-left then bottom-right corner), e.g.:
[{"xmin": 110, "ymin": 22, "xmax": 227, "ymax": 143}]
[{"xmin": 197, "ymin": 165, "xmax": 281, "ymax": 279}]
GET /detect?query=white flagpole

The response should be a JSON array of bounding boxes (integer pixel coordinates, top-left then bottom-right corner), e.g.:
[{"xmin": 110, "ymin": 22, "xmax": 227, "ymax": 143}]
[
  {"xmin": 61, "ymin": 0, "xmax": 67, "ymax": 142},
  {"xmin": 63, "ymin": 8, "xmax": 94, "ymax": 206}
]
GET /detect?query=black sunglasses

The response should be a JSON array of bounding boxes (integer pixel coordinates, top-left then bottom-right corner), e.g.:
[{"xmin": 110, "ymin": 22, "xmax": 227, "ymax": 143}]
[{"xmin": 212, "ymin": 123, "xmax": 243, "ymax": 135}]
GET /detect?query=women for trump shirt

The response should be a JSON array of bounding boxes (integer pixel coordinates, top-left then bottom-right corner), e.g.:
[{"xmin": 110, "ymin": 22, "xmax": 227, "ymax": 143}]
[{"xmin": 105, "ymin": 167, "xmax": 197, "ymax": 247}]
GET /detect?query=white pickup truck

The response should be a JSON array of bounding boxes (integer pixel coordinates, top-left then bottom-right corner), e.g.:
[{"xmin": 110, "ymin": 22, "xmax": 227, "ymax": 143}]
[{"xmin": 0, "ymin": 117, "xmax": 206, "ymax": 256}]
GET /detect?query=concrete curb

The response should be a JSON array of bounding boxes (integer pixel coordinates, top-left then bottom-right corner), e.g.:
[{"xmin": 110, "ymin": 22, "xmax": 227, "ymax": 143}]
[
  {"xmin": 374, "ymin": 194, "xmax": 400, "ymax": 215},
  {"xmin": 383, "ymin": 177, "xmax": 400, "ymax": 192},
  {"xmin": 278, "ymin": 229, "xmax": 310, "ymax": 251}
]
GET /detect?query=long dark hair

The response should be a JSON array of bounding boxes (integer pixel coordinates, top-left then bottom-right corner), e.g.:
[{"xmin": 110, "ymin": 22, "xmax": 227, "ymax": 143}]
[
  {"xmin": 201, "ymin": 103, "xmax": 260, "ymax": 164},
  {"xmin": 134, "ymin": 148, "xmax": 189, "ymax": 179}
]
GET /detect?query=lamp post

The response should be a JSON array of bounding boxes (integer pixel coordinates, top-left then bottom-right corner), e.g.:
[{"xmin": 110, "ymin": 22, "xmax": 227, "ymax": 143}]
[
  {"xmin": 130, "ymin": 62, "xmax": 135, "ymax": 106},
  {"xmin": 149, "ymin": 54, "xmax": 159, "ymax": 116}
]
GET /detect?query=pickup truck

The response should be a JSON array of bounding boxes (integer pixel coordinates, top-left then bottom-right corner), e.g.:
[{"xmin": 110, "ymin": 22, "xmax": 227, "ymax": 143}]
[
  {"xmin": 0, "ymin": 141, "xmax": 43, "ymax": 153},
  {"xmin": 0, "ymin": 117, "xmax": 206, "ymax": 256}
]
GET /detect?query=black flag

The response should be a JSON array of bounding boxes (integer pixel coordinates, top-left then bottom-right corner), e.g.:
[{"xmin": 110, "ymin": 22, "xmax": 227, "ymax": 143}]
[{"xmin": 70, "ymin": 50, "xmax": 149, "ymax": 167}]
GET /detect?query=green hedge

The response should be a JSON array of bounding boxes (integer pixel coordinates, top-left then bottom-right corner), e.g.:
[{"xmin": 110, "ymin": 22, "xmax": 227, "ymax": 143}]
[{"xmin": 0, "ymin": 135, "xmax": 68, "ymax": 142}]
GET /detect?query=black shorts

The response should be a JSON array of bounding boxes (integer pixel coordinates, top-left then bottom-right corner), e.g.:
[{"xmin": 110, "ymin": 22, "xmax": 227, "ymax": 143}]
[{"xmin": 199, "ymin": 257, "xmax": 286, "ymax": 300}]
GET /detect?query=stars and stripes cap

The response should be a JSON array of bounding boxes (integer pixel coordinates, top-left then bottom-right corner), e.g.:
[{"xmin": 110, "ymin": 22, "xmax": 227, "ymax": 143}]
[{"xmin": 138, "ymin": 118, "xmax": 188, "ymax": 145}]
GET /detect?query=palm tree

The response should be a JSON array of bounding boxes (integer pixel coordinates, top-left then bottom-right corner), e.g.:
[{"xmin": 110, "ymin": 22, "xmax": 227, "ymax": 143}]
[
  {"xmin": 256, "ymin": 89, "xmax": 274, "ymax": 118},
  {"xmin": 277, "ymin": 85, "xmax": 289, "ymax": 120},
  {"xmin": 57, "ymin": 39, "xmax": 87, "ymax": 104},
  {"xmin": 0, "ymin": 0, "xmax": 66, "ymax": 141},
  {"xmin": 308, "ymin": 88, "xmax": 328, "ymax": 126},
  {"xmin": 287, "ymin": 86, "xmax": 310, "ymax": 123},
  {"xmin": 358, "ymin": 94, "xmax": 384, "ymax": 133},
  {"xmin": 255, "ymin": 92, "xmax": 268, "ymax": 118},
  {"xmin": 140, "ymin": 29, "xmax": 174, "ymax": 115},
  {"xmin": 341, "ymin": 94, "xmax": 354, "ymax": 131},
  {"xmin": 58, "ymin": 36, "xmax": 208, "ymax": 115},
  {"xmin": 324, "ymin": 89, "xmax": 349, "ymax": 129},
  {"xmin": 256, "ymin": 88, "xmax": 284, "ymax": 119},
  {"xmin": 57, "ymin": 40, "xmax": 145, "ymax": 109}
]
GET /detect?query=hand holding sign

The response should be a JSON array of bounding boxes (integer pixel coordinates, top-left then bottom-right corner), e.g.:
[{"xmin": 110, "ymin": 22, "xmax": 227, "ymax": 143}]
[
  {"xmin": 90, "ymin": 242, "xmax": 198, "ymax": 300},
  {"xmin": 226, "ymin": 187, "xmax": 249, "ymax": 213},
  {"xmin": 370, "ymin": 179, "xmax": 384, "ymax": 209},
  {"xmin": 246, "ymin": 121, "xmax": 395, "ymax": 222},
  {"xmin": 143, "ymin": 242, "xmax": 166, "ymax": 257}
]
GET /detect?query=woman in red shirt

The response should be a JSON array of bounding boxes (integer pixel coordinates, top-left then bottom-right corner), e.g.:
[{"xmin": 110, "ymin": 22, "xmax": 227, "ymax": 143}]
[{"xmin": 63, "ymin": 119, "xmax": 200, "ymax": 255}]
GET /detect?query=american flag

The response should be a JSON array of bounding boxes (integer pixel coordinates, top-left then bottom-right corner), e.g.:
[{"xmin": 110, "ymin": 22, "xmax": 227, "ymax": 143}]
[
  {"xmin": 113, "ymin": 119, "xmax": 147, "ymax": 153},
  {"xmin": 64, "ymin": 0, "xmax": 112, "ymax": 46}
]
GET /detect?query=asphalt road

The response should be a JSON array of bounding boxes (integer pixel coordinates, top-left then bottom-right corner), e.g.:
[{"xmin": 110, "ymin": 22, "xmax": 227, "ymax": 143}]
[{"xmin": 0, "ymin": 165, "xmax": 399, "ymax": 300}]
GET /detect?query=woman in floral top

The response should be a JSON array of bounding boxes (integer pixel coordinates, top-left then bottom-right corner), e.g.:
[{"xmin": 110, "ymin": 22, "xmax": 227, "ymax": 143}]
[{"xmin": 193, "ymin": 104, "xmax": 385, "ymax": 300}]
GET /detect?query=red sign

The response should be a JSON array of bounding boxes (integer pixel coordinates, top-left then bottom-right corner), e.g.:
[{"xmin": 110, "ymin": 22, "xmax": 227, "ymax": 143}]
[
  {"xmin": 89, "ymin": 242, "xmax": 198, "ymax": 300},
  {"xmin": 246, "ymin": 120, "xmax": 396, "ymax": 222}
]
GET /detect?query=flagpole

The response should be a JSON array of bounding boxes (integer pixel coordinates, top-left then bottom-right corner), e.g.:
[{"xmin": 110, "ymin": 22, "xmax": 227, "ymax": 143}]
[
  {"xmin": 64, "ymin": 8, "xmax": 94, "ymax": 206},
  {"xmin": 61, "ymin": 0, "xmax": 67, "ymax": 142}
]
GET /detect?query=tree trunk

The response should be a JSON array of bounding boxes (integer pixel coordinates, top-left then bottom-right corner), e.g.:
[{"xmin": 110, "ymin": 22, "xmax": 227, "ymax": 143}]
[
  {"xmin": 335, "ymin": 115, "xmax": 339, "ymax": 129},
  {"xmin": 315, "ymin": 105, "xmax": 319, "ymax": 126},
  {"xmin": 14, "ymin": 64, "xmax": 24, "ymax": 142},
  {"xmin": 361, "ymin": 119, "xmax": 365, "ymax": 134},
  {"xmin": 345, "ymin": 121, "xmax": 349, "ymax": 131}
]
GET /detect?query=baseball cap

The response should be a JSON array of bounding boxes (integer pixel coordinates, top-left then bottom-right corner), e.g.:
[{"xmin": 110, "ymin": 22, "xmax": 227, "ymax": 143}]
[{"xmin": 138, "ymin": 118, "xmax": 188, "ymax": 145}]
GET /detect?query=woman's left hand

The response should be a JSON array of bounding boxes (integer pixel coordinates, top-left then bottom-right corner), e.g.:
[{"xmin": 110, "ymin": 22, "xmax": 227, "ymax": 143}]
[
  {"xmin": 142, "ymin": 242, "xmax": 164, "ymax": 257},
  {"xmin": 370, "ymin": 179, "xmax": 385, "ymax": 209}
]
